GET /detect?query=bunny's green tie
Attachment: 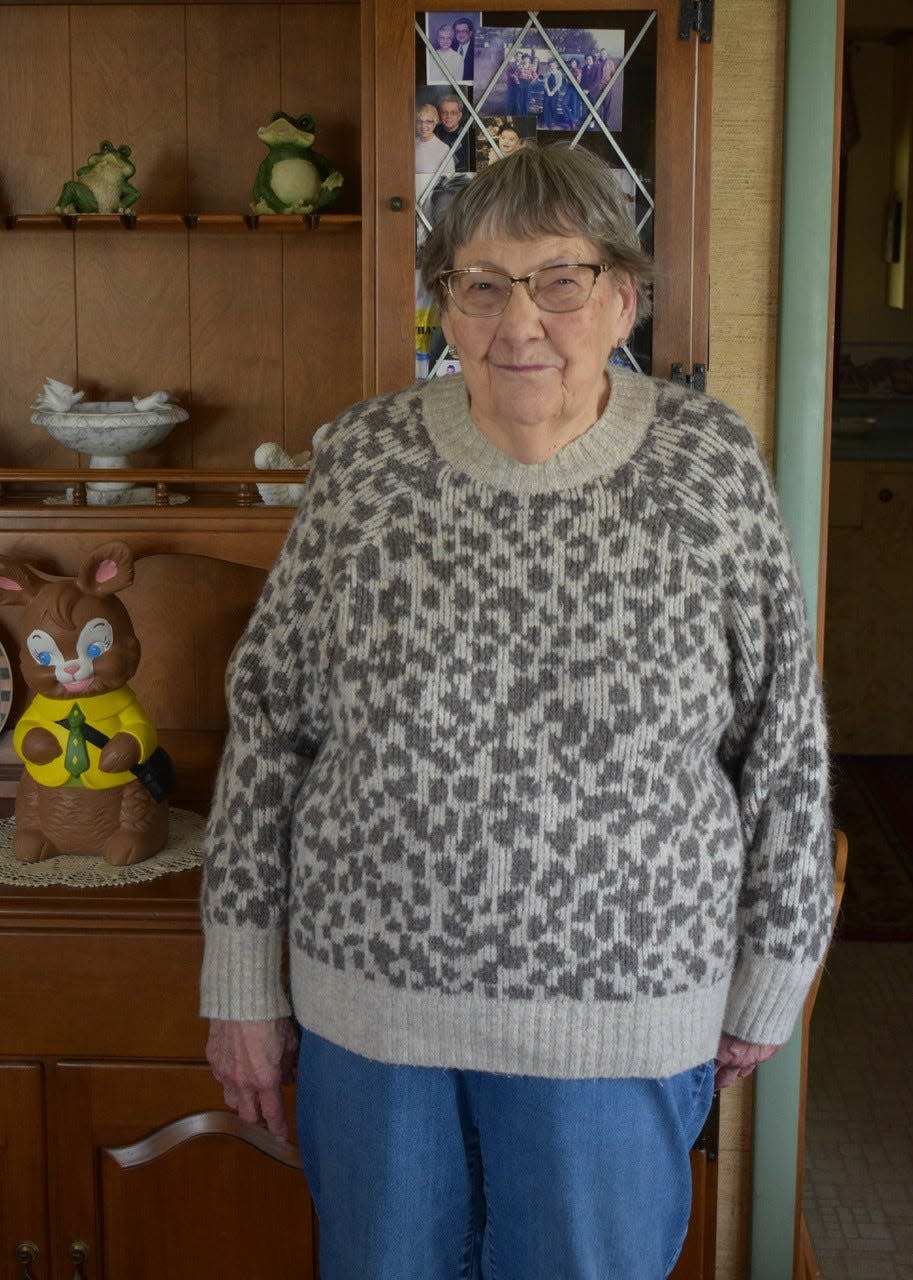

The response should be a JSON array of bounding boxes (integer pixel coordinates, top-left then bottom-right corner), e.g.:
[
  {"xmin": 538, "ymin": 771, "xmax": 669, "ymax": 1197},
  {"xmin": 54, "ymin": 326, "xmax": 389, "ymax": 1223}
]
[{"xmin": 63, "ymin": 703, "xmax": 90, "ymax": 779}]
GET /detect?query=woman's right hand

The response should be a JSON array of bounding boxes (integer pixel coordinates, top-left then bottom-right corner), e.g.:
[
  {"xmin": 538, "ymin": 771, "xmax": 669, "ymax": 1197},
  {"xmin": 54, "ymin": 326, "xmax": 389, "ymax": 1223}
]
[{"xmin": 206, "ymin": 1016, "xmax": 300, "ymax": 1140}]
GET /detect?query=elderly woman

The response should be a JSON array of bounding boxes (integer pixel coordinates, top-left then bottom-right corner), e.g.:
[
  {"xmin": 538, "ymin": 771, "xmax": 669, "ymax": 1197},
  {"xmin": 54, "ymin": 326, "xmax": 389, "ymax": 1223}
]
[
  {"xmin": 202, "ymin": 143, "xmax": 833, "ymax": 1280},
  {"xmin": 415, "ymin": 102, "xmax": 455, "ymax": 200},
  {"xmin": 431, "ymin": 22, "xmax": 465, "ymax": 83}
]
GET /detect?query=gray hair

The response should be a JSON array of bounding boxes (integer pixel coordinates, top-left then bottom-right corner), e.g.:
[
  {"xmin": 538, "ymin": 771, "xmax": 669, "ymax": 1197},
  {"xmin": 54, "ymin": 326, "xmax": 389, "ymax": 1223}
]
[{"xmin": 421, "ymin": 142, "xmax": 653, "ymax": 323}]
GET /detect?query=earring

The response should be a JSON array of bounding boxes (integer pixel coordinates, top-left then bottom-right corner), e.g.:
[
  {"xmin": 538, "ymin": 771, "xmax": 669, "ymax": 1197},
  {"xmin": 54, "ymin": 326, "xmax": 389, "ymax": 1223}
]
[{"xmin": 448, "ymin": 345, "xmax": 459, "ymax": 358}]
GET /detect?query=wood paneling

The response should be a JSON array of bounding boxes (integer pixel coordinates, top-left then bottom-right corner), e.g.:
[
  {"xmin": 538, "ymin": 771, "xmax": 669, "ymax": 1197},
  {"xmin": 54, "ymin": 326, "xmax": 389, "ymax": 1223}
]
[
  {"xmin": 186, "ymin": 4, "xmax": 282, "ymax": 211},
  {"xmin": 188, "ymin": 235, "xmax": 285, "ymax": 466},
  {"xmin": 70, "ymin": 4, "xmax": 189, "ymax": 210},
  {"xmin": 284, "ymin": 230, "xmax": 364, "ymax": 450},
  {"xmin": 0, "ymin": 5, "xmax": 71, "ymax": 211},
  {"xmin": 0, "ymin": 236, "xmax": 77, "ymax": 465},
  {"xmin": 123, "ymin": 552, "xmax": 267, "ymax": 733},
  {"xmin": 281, "ymin": 2, "xmax": 362, "ymax": 214}
]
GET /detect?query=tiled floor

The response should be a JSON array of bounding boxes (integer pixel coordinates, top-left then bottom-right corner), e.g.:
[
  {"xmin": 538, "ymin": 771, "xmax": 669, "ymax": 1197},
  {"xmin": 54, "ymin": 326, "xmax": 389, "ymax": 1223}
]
[{"xmin": 803, "ymin": 941, "xmax": 913, "ymax": 1279}]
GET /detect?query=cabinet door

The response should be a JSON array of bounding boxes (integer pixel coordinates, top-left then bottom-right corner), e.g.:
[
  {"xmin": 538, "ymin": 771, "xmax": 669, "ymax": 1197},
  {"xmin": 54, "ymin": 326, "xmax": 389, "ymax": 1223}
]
[
  {"xmin": 51, "ymin": 1062, "xmax": 316, "ymax": 1280},
  {"xmin": 0, "ymin": 1064, "xmax": 49, "ymax": 1280},
  {"xmin": 371, "ymin": 0, "xmax": 711, "ymax": 390},
  {"xmin": 824, "ymin": 463, "xmax": 913, "ymax": 752}
]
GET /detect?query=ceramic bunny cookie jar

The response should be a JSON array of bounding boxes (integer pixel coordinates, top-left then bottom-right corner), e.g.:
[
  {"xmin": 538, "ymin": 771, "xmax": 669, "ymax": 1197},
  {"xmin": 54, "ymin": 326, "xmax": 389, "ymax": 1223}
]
[{"xmin": 0, "ymin": 541, "xmax": 174, "ymax": 865}]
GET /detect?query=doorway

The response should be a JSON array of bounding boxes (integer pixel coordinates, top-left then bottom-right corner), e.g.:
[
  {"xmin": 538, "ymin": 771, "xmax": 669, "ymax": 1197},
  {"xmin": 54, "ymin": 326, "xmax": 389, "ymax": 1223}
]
[{"xmin": 804, "ymin": 5, "xmax": 913, "ymax": 1274}]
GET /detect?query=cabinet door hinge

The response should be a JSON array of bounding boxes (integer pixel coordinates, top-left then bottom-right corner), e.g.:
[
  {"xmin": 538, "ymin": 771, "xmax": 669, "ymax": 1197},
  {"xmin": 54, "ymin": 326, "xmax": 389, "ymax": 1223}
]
[
  {"xmin": 678, "ymin": 0, "xmax": 714, "ymax": 42},
  {"xmin": 670, "ymin": 362, "xmax": 707, "ymax": 393}
]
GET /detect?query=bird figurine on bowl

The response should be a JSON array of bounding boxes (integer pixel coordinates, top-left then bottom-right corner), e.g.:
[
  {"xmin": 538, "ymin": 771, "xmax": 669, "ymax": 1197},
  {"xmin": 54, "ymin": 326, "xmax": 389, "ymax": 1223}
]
[
  {"xmin": 253, "ymin": 441, "xmax": 311, "ymax": 505},
  {"xmin": 33, "ymin": 377, "xmax": 85, "ymax": 413}
]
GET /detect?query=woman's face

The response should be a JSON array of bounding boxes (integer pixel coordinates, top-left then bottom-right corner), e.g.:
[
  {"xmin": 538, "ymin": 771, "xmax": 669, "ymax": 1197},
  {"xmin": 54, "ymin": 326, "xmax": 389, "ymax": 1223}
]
[
  {"xmin": 417, "ymin": 109, "xmax": 437, "ymax": 140},
  {"xmin": 437, "ymin": 26, "xmax": 453, "ymax": 49},
  {"xmin": 498, "ymin": 129, "xmax": 521, "ymax": 156},
  {"xmin": 441, "ymin": 232, "xmax": 637, "ymax": 451}
]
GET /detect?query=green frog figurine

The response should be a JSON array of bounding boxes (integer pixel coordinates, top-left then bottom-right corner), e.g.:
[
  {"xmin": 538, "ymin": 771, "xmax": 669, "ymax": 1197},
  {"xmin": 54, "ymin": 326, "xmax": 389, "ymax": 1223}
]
[
  {"xmin": 251, "ymin": 112, "xmax": 343, "ymax": 215},
  {"xmin": 55, "ymin": 142, "xmax": 140, "ymax": 214}
]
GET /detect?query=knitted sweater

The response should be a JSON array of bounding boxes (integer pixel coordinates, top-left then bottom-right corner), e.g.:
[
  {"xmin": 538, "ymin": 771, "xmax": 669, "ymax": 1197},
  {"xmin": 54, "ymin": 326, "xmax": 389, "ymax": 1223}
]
[{"xmin": 200, "ymin": 368, "xmax": 833, "ymax": 1079}]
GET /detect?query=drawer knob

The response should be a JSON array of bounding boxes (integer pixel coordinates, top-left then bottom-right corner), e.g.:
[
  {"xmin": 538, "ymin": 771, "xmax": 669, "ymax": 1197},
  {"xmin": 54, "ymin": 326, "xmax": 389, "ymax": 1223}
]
[
  {"xmin": 68, "ymin": 1240, "xmax": 90, "ymax": 1279},
  {"xmin": 878, "ymin": 488, "xmax": 893, "ymax": 503},
  {"xmin": 15, "ymin": 1241, "xmax": 39, "ymax": 1279},
  {"xmin": 388, "ymin": 196, "xmax": 405, "ymax": 212}
]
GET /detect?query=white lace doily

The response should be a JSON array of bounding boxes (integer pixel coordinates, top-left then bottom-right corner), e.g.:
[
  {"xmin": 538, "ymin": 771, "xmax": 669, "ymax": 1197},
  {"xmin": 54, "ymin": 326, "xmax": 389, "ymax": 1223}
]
[{"xmin": 0, "ymin": 806, "xmax": 204, "ymax": 887}]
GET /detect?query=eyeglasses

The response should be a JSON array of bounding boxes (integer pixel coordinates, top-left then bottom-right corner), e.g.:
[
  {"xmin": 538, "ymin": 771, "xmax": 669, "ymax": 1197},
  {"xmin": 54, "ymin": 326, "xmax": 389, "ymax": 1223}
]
[{"xmin": 439, "ymin": 262, "xmax": 611, "ymax": 317}]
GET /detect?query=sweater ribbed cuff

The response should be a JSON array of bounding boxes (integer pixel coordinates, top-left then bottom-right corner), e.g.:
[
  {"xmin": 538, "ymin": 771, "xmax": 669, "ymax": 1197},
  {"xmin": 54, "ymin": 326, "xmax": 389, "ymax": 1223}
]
[
  {"xmin": 199, "ymin": 923, "xmax": 291, "ymax": 1020},
  {"xmin": 723, "ymin": 954, "xmax": 820, "ymax": 1046}
]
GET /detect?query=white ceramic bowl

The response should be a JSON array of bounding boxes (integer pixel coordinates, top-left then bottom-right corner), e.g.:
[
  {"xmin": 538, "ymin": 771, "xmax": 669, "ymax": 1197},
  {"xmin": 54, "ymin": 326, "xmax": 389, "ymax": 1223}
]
[{"xmin": 31, "ymin": 401, "xmax": 188, "ymax": 460}]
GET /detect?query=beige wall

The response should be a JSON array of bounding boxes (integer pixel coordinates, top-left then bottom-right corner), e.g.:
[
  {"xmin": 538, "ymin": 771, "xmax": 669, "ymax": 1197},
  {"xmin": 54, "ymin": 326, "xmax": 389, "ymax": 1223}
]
[
  {"xmin": 708, "ymin": 2, "xmax": 788, "ymax": 1275},
  {"xmin": 707, "ymin": 1, "xmax": 787, "ymax": 469}
]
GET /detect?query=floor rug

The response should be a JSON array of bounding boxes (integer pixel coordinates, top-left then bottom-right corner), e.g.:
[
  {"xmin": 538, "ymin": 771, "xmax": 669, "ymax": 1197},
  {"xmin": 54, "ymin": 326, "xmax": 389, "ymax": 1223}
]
[{"xmin": 832, "ymin": 755, "xmax": 913, "ymax": 942}]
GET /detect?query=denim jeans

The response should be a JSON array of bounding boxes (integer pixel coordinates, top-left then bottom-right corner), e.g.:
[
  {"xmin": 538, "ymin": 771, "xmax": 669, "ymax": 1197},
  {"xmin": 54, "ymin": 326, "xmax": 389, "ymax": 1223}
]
[{"xmin": 296, "ymin": 1026, "xmax": 714, "ymax": 1280}]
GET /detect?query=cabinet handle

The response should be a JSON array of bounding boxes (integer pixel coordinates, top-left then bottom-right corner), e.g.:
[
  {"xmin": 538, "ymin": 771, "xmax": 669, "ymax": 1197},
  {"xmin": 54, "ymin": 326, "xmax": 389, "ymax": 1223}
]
[
  {"xmin": 14, "ymin": 1241, "xmax": 39, "ymax": 1279},
  {"xmin": 388, "ymin": 196, "xmax": 405, "ymax": 212},
  {"xmin": 67, "ymin": 1240, "xmax": 90, "ymax": 1279},
  {"xmin": 878, "ymin": 487, "xmax": 893, "ymax": 503}
]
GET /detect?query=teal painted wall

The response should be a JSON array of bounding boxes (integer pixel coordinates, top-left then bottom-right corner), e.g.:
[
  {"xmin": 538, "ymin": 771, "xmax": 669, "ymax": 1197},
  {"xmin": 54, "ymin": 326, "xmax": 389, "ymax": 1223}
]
[{"xmin": 750, "ymin": 0, "xmax": 839, "ymax": 1275}]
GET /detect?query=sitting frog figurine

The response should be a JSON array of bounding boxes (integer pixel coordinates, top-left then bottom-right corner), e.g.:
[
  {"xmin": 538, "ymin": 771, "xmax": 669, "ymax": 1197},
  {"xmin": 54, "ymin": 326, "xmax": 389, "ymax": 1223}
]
[
  {"xmin": 55, "ymin": 141, "xmax": 140, "ymax": 215},
  {"xmin": 251, "ymin": 111, "xmax": 343, "ymax": 215}
]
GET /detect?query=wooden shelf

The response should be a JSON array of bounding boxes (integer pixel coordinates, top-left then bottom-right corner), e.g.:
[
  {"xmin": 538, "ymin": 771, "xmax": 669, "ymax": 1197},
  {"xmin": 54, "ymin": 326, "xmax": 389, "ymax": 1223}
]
[
  {"xmin": 0, "ymin": 466, "xmax": 308, "ymax": 512},
  {"xmin": 2, "ymin": 211, "xmax": 361, "ymax": 232}
]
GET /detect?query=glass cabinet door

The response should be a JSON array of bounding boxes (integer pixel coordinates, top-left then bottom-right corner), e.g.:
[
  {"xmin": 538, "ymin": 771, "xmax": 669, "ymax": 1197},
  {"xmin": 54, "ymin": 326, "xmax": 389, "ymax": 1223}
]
[{"xmin": 371, "ymin": 0, "xmax": 711, "ymax": 393}]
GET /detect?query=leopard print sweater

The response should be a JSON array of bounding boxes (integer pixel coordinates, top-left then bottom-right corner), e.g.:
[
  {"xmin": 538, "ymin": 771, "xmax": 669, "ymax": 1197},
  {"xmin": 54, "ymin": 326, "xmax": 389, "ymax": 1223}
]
[{"xmin": 200, "ymin": 368, "xmax": 833, "ymax": 1079}]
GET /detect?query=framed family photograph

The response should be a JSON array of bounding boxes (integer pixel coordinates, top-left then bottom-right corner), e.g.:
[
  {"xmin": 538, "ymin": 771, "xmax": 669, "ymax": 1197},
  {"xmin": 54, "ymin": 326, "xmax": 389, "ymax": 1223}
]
[
  {"xmin": 425, "ymin": 12, "xmax": 479, "ymax": 85},
  {"xmin": 472, "ymin": 25, "xmax": 625, "ymax": 132}
]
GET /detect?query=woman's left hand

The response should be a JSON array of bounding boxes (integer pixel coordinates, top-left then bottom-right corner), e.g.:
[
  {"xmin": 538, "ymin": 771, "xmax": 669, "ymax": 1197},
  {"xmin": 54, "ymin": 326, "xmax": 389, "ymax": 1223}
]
[{"xmin": 714, "ymin": 1033, "xmax": 782, "ymax": 1087}]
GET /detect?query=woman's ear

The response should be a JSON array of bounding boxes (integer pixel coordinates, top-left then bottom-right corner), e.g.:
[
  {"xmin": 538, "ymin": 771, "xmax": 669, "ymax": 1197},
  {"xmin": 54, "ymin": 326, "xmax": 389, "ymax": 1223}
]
[
  {"xmin": 439, "ymin": 298, "xmax": 455, "ymax": 351},
  {"xmin": 611, "ymin": 270, "xmax": 639, "ymax": 345}
]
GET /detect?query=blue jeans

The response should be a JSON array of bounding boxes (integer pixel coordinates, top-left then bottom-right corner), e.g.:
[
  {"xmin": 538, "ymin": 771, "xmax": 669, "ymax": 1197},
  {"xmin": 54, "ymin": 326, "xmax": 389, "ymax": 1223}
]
[{"xmin": 296, "ymin": 1027, "xmax": 714, "ymax": 1280}]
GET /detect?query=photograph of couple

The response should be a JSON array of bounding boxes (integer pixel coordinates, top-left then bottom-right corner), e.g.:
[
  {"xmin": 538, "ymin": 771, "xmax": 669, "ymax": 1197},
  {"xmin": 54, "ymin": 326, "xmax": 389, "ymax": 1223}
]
[{"xmin": 425, "ymin": 12, "xmax": 477, "ymax": 84}]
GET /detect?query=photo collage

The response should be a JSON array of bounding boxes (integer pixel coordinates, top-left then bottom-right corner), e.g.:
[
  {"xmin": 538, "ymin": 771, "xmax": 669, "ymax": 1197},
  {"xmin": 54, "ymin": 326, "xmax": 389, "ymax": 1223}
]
[{"xmin": 415, "ymin": 13, "xmax": 635, "ymax": 377}]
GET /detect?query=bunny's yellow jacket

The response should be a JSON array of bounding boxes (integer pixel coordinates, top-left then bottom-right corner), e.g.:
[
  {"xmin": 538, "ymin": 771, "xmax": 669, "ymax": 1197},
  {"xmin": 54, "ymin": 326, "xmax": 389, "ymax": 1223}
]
[{"xmin": 14, "ymin": 688, "xmax": 158, "ymax": 789}]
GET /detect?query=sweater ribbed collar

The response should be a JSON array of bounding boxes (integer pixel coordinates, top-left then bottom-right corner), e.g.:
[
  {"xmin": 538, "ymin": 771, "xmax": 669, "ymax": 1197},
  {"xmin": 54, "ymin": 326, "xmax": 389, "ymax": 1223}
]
[{"xmin": 420, "ymin": 365, "xmax": 656, "ymax": 496}]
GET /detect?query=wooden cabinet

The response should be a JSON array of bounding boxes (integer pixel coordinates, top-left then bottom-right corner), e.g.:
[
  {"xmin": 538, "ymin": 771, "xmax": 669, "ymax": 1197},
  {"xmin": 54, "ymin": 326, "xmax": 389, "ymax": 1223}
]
[
  {"xmin": 823, "ymin": 460, "xmax": 913, "ymax": 752},
  {"xmin": 1, "ymin": 2, "xmax": 718, "ymax": 1277},
  {"xmin": 0, "ymin": 873, "xmax": 318, "ymax": 1280}
]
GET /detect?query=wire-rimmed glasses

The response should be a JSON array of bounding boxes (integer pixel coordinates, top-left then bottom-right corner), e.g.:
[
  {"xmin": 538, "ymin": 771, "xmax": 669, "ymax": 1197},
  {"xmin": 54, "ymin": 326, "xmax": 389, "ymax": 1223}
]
[{"xmin": 439, "ymin": 262, "xmax": 611, "ymax": 317}]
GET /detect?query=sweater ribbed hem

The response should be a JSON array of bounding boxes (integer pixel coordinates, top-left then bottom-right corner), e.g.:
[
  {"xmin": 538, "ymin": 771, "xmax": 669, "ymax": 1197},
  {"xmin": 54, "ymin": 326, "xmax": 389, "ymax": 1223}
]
[
  {"xmin": 420, "ymin": 366, "xmax": 656, "ymax": 494},
  {"xmin": 200, "ymin": 923, "xmax": 291, "ymax": 1021},
  {"xmin": 722, "ymin": 954, "xmax": 822, "ymax": 1046},
  {"xmin": 290, "ymin": 951, "xmax": 727, "ymax": 1079}
]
